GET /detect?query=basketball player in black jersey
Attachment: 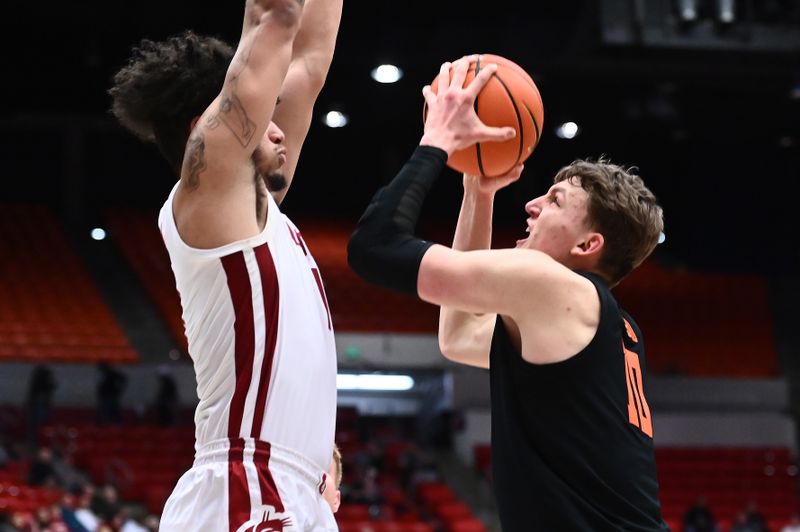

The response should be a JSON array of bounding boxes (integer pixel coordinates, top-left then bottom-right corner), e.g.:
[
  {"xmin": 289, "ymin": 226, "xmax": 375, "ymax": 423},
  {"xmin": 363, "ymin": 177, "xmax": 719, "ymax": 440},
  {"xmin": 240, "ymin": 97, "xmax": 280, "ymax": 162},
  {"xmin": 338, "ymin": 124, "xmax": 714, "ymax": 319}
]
[{"xmin": 348, "ymin": 55, "xmax": 668, "ymax": 531}]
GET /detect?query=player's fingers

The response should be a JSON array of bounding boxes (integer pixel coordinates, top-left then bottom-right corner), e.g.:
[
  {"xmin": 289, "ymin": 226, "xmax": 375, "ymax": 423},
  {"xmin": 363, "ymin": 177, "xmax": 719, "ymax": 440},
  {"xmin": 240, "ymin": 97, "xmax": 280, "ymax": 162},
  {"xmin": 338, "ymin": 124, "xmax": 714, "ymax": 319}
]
[
  {"xmin": 499, "ymin": 164, "xmax": 524, "ymax": 182},
  {"xmin": 437, "ymin": 61, "xmax": 452, "ymax": 93},
  {"xmin": 422, "ymin": 85, "xmax": 435, "ymax": 105},
  {"xmin": 449, "ymin": 56, "xmax": 471, "ymax": 89},
  {"xmin": 478, "ymin": 125, "xmax": 516, "ymax": 143},
  {"xmin": 466, "ymin": 62, "xmax": 498, "ymax": 99}
]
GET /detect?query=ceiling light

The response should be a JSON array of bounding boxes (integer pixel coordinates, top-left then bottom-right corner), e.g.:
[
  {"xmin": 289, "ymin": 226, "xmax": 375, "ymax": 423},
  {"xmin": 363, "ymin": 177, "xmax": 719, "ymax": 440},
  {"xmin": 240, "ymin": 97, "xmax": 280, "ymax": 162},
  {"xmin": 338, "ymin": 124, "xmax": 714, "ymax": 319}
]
[
  {"xmin": 337, "ymin": 373, "xmax": 414, "ymax": 391},
  {"xmin": 371, "ymin": 64, "xmax": 403, "ymax": 84},
  {"xmin": 323, "ymin": 111, "xmax": 349, "ymax": 128}
]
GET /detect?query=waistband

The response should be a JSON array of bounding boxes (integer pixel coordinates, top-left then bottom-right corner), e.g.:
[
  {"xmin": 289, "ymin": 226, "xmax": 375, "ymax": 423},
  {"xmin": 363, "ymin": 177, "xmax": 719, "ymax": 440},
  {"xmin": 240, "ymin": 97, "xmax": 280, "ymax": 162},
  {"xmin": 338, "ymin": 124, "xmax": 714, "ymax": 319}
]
[{"xmin": 194, "ymin": 437, "xmax": 325, "ymax": 489}]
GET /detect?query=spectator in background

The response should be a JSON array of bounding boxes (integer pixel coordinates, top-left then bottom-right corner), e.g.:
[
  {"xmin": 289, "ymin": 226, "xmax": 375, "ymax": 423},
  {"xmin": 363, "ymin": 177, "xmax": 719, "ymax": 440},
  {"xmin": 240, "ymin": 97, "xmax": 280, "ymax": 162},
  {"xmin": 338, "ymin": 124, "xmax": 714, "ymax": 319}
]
[
  {"xmin": 781, "ymin": 514, "xmax": 800, "ymax": 532},
  {"xmin": 152, "ymin": 365, "xmax": 179, "ymax": 426},
  {"xmin": 0, "ymin": 512, "xmax": 15, "ymax": 532},
  {"xmin": 731, "ymin": 511, "xmax": 761, "ymax": 532},
  {"xmin": 26, "ymin": 364, "xmax": 57, "ymax": 444},
  {"xmin": 350, "ymin": 465, "xmax": 385, "ymax": 516},
  {"xmin": 118, "ymin": 507, "xmax": 151, "ymax": 532},
  {"xmin": 91, "ymin": 484, "xmax": 122, "ymax": 525},
  {"xmin": 683, "ymin": 495, "xmax": 717, "ymax": 532},
  {"xmin": 142, "ymin": 515, "xmax": 159, "ymax": 531},
  {"xmin": 322, "ymin": 444, "xmax": 343, "ymax": 513},
  {"xmin": 743, "ymin": 501, "xmax": 769, "ymax": 532},
  {"xmin": 72, "ymin": 484, "xmax": 101, "ymax": 532},
  {"xmin": 28, "ymin": 446, "xmax": 59, "ymax": 487},
  {"xmin": 96, "ymin": 363, "xmax": 127, "ymax": 425},
  {"xmin": 0, "ymin": 439, "xmax": 9, "ymax": 469},
  {"xmin": 34, "ymin": 504, "xmax": 68, "ymax": 532},
  {"xmin": 59, "ymin": 491, "xmax": 90, "ymax": 532}
]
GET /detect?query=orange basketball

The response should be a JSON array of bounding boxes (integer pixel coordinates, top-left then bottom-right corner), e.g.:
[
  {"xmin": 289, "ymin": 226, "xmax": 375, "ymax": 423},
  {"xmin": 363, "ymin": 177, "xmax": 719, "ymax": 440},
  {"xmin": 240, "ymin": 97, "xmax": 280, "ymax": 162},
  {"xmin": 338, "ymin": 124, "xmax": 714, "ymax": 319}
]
[{"xmin": 424, "ymin": 54, "xmax": 544, "ymax": 177}]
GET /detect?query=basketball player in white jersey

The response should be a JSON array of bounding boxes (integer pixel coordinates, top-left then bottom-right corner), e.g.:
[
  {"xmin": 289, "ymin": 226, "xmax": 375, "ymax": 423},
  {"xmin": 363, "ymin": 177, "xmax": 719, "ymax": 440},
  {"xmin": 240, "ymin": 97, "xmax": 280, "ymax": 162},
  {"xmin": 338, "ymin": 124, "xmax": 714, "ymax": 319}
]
[{"xmin": 109, "ymin": 0, "xmax": 342, "ymax": 529}]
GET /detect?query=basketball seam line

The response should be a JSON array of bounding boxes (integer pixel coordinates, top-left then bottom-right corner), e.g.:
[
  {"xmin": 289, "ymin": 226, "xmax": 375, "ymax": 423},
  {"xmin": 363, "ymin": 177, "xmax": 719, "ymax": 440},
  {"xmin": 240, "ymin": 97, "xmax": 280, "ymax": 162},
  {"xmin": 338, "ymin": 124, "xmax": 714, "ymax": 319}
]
[
  {"xmin": 491, "ymin": 72, "xmax": 524, "ymax": 174},
  {"xmin": 474, "ymin": 56, "xmax": 486, "ymax": 177}
]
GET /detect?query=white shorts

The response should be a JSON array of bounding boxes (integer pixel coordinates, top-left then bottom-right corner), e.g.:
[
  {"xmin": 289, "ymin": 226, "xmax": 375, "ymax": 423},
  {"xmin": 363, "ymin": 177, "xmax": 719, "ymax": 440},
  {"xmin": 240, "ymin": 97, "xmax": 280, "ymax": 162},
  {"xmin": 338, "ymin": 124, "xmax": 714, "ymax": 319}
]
[{"xmin": 160, "ymin": 438, "xmax": 337, "ymax": 532}]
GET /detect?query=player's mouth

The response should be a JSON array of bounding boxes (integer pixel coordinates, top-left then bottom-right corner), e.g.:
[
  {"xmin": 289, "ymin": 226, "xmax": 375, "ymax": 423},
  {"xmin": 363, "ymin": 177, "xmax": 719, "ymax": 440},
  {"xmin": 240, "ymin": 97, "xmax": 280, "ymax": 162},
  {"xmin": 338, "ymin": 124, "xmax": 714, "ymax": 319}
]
[
  {"xmin": 516, "ymin": 220, "xmax": 533, "ymax": 248},
  {"xmin": 276, "ymin": 148, "xmax": 287, "ymax": 166}
]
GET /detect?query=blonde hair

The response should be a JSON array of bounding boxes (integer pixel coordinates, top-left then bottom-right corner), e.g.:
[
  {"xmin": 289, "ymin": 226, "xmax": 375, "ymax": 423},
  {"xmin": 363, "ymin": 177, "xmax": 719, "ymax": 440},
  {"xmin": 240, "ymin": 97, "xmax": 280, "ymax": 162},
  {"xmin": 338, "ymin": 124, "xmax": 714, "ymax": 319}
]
[
  {"xmin": 553, "ymin": 158, "xmax": 664, "ymax": 285},
  {"xmin": 332, "ymin": 444, "xmax": 343, "ymax": 488}
]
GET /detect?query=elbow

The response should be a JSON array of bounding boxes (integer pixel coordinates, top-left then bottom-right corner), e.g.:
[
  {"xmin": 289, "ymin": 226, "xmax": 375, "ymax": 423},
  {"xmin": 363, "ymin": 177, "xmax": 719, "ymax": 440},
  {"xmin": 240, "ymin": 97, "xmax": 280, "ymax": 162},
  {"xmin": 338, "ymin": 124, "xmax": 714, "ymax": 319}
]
[
  {"xmin": 260, "ymin": 0, "xmax": 302, "ymax": 30},
  {"xmin": 346, "ymin": 230, "xmax": 369, "ymax": 281},
  {"xmin": 438, "ymin": 336, "xmax": 471, "ymax": 364},
  {"xmin": 438, "ymin": 337, "xmax": 458, "ymax": 362}
]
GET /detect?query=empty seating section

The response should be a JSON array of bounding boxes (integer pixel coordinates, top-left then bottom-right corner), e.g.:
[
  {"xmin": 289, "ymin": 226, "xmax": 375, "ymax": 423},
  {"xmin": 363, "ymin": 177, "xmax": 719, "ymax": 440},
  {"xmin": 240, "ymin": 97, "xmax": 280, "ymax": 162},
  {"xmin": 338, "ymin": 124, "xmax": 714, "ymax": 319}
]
[
  {"xmin": 475, "ymin": 443, "xmax": 799, "ymax": 528},
  {"xmin": 0, "ymin": 480, "xmax": 61, "ymax": 515},
  {"xmin": 100, "ymin": 212, "xmax": 779, "ymax": 375},
  {"xmin": 104, "ymin": 209, "xmax": 187, "ymax": 351},
  {"xmin": 657, "ymin": 447, "xmax": 798, "ymax": 524},
  {"xmin": 616, "ymin": 260, "xmax": 777, "ymax": 377},
  {"xmin": 259, "ymin": 219, "xmax": 441, "ymax": 333},
  {"xmin": 0, "ymin": 205, "xmax": 136, "ymax": 363}
]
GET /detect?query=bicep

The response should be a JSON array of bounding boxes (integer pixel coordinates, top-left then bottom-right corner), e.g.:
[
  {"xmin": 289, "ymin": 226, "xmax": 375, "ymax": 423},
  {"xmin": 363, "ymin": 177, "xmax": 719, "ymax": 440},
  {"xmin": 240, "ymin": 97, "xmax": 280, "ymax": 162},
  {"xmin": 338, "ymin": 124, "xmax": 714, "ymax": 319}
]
[
  {"xmin": 269, "ymin": 62, "xmax": 321, "ymax": 203},
  {"xmin": 418, "ymin": 246, "xmax": 527, "ymax": 316},
  {"xmin": 419, "ymin": 246, "xmax": 582, "ymax": 318}
]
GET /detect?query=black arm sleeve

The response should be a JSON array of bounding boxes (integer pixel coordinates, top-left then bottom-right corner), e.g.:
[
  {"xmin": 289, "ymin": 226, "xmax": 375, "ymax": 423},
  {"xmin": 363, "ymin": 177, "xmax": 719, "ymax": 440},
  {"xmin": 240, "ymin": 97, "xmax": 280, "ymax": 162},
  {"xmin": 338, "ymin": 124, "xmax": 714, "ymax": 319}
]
[{"xmin": 347, "ymin": 145, "xmax": 448, "ymax": 297}]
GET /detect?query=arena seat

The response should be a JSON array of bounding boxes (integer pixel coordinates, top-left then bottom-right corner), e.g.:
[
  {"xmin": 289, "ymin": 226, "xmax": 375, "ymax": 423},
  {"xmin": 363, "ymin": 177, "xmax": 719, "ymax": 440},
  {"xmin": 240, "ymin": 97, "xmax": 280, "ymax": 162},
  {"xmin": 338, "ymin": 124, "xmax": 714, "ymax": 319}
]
[
  {"xmin": 104, "ymin": 208, "xmax": 187, "ymax": 352},
  {"xmin": 615, "ymin": 260, "xmax": 777, "ymax": 377},
  {"xmin": 0, "ymin": 205, "xmax": 137, "ymax": 363}
]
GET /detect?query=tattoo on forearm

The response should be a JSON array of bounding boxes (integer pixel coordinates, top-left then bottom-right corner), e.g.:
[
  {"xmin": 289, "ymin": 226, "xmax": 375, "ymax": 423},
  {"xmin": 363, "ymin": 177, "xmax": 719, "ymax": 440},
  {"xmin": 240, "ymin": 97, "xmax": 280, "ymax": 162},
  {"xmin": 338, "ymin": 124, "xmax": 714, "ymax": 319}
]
[
  {"xmin": 206, "ymin": 93, "xmax": 256, "ymax": 148},
  {"xmin": 182, "ymin": 132, "xmax": 207, "ymax": 190}
]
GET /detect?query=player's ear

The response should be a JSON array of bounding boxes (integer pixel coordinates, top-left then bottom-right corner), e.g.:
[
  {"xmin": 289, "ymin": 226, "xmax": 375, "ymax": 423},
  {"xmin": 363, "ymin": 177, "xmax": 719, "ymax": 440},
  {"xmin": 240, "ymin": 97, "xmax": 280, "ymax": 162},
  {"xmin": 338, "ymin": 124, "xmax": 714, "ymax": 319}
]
[{"xmin": 573, "ymin": 232, "xmax": 603, "ymax": 257}]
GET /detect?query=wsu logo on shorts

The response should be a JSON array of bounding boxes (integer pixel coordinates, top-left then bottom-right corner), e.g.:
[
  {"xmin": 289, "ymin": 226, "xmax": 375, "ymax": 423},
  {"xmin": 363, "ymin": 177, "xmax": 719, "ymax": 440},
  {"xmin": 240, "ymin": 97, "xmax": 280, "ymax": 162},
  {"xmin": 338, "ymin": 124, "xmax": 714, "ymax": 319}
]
[{"xmin": 239, "ymin": 509, "xmax": 294, "ymax": 532}]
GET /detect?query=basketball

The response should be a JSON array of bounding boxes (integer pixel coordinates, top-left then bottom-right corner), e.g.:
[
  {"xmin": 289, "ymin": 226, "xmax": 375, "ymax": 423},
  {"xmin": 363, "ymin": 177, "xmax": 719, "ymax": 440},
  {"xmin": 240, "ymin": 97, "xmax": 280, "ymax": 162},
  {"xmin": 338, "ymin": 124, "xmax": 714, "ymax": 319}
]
[{"xmin": 424, "ymin": 54, "xmax": 544, "ymax": 178}]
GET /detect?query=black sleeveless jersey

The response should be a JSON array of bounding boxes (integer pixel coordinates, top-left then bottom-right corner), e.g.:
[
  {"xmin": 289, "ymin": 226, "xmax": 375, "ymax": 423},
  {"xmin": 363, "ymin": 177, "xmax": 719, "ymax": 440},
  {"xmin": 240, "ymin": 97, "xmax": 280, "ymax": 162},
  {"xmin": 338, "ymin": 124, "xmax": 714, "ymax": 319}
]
[{"xmin": 489, "ymin": 272, "xmax": 667, "ymax": 531}]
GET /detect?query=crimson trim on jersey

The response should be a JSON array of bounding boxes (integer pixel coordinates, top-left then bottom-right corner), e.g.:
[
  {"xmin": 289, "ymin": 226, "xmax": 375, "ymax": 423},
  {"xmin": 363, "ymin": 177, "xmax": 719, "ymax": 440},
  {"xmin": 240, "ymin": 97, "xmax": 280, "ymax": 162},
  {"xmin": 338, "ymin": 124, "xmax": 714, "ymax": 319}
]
[
  {"xmin": 221, "ymin": 251, "xmax": 256, "ymax": 439},
  {"xmin": 251, "ymin": 244, "xmax": 280, "ymax": 437},
  {"xmin": 227, "ymin": 438, "xmax": 250, "ymax": 532},
  {"xmin": 254, "ymin": 440, "xmax": 285, "ymax": 513}
]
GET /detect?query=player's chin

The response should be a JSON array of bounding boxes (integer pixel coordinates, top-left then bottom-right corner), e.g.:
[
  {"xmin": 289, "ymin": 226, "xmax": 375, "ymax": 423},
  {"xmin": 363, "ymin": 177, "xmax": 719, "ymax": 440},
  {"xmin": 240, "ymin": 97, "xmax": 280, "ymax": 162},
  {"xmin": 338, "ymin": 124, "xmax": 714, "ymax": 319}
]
[{"xmin": 265, "ymin": 172, "xmax": 287, "ymax": 193}]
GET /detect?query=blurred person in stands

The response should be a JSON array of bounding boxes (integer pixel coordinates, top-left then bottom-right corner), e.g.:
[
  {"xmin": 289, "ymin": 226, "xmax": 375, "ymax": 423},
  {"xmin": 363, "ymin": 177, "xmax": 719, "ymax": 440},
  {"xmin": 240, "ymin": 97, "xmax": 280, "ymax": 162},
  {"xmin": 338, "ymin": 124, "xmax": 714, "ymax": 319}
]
[
  {"xmin": 743, "ymin": 501, "xmax": 769, "ymax": 532},
  {"xmin": 348, "ymin": 55, "xmax": 666, "ymax": 531},
  {"xmin": 151, "ymin": 365, "xmax": 178, "ymax": 426},
  {"xmin": 28, "ymin": 446, "xmax": 59, "ymax": 487},
  {"xmin": 96, "ymin": 363, "xmax": 127, "ymax": 425},
  {"xmin": 117, "ymin": 507, "xmax": 150, "ymax": 532},
  {"xmin": 109, "ymin": 0, "xmax": 342, "ymax": 528},
  {"xmin": 781, "ymin": 514, "xmax": 800, "ymax": 532},
  {"xmin": 0, "ymin": 438, "xmax": 10, "ymax": 469},
  {"xmin": 731, "ymin": 511, "xmax": 762, "ymax": 532},
  {"xmin": 26, "ymin": 364, "xmax": 57, "ymax": 445},
  {"xmin": 72, "ymin": 484, "xmax": 101, "ymax": 532},
  {"xmin": 0, "ymin": 512, "xmax": 15, "ymax": 532},
  {"xmin": 142, "ymin": 514, "xmax": 159, "ymax": 531},
  {"xmin": 34, "ymin": 504, "xmax": 69, "ymax": 532},
  {"xmin": 90, "ymin": 484, "xmax": 122, "ymax": 525},
  {"xmin": 322, "ymin": 444, "xmax": 342, "ymax": 513},
  {"xmin": 683, "ymin": 495, "xmax": 717, "ymax": 532}
]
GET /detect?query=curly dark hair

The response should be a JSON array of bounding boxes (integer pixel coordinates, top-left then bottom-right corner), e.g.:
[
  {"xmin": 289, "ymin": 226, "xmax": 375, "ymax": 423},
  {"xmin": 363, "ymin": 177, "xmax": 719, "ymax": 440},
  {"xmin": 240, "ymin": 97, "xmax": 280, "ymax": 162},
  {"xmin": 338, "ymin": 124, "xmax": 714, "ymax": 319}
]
[{"xmin": 109, "ymin": 30, "xmax": 234, "ymax": 174}]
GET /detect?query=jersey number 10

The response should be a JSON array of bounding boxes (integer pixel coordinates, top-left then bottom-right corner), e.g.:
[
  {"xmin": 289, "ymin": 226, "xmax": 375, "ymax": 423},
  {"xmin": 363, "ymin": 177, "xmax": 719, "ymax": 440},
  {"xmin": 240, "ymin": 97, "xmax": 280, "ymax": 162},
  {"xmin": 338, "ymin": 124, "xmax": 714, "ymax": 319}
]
[{"xmin": 622, "ymin": 319, "xmax": 653, "ymax": 438}]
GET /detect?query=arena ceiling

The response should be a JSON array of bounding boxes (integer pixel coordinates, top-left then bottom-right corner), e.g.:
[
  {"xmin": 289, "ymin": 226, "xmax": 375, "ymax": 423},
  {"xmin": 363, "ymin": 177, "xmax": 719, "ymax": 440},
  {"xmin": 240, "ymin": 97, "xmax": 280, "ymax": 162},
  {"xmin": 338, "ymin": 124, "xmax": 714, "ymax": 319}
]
[{"xmin": 3, "ymin": 0, "xmax": 799, "ymax": 274}]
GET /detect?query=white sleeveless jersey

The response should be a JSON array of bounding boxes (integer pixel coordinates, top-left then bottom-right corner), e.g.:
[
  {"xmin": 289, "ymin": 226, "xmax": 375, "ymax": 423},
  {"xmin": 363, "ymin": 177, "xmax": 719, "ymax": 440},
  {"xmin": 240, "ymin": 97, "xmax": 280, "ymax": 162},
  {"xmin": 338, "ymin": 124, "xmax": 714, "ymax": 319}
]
[{"xmin": 157, "ymin": 184, "xmax": 337, "ymax": 471}]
